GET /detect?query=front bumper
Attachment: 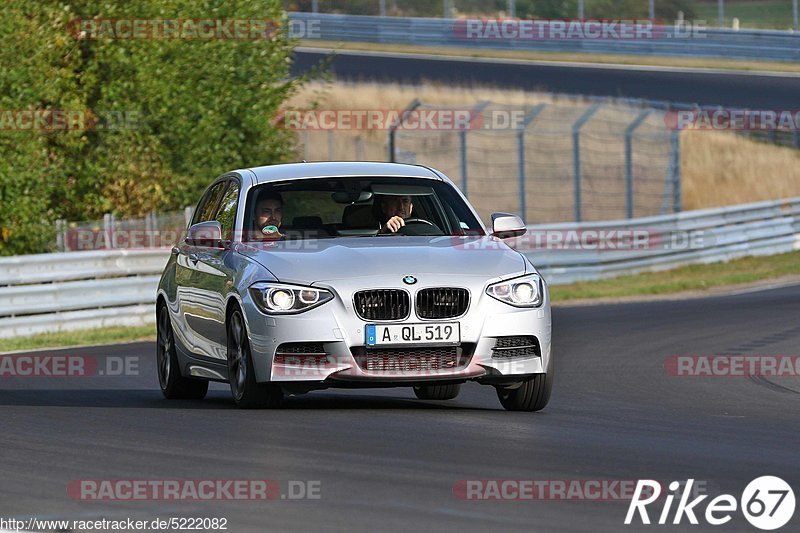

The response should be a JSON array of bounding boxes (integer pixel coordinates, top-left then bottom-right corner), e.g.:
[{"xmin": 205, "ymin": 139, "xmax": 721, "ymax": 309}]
[{"xmin": 241, "ymin": 277, "xmax": 552, "ymax": 386}]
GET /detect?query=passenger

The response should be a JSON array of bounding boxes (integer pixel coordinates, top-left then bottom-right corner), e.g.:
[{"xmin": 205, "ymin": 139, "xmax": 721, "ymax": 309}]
[{"xmin": 253, "ymin": 190, "xmax": 284, "ymax": 240}]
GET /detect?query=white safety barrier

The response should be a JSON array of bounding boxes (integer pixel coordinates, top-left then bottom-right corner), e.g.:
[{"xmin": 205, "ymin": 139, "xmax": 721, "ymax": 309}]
[
  {"xmin": 0, "ymin": 197, "xmax": 798, "ymax": 339},
  {"xmin": 293, "ymin": 13, "xmax": 800, "ymax": 62}
]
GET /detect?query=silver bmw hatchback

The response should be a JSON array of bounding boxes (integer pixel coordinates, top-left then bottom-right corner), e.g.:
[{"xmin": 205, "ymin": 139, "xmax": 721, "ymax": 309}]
[{"xmin": 156, "ymin": 162, "xmax": 552, "ymax": 411}]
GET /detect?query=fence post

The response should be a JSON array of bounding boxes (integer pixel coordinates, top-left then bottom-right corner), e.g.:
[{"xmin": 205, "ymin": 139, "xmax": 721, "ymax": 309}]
[
  {"xmin": 671, "ymin": 131, "xmax": 682, "ymax": 213},
  {"xmin": 55, "ymin": 219, "xmax": 65, "ymax": 252},
  {"xmin": 355, "ymin": 136, "xmax": 364, "ymax": 160},
  {"xmin": 516, "ymin": 104, "xmax": 547, "ymax": 220},
  {"xmin": 147, "ymin": 210, "xmax": 157, "ymax": 248},
  {"xmin": 624, "ymin": 110, "xmax": 652, "ymax": 219},
  {"xmin": 459, "ymin": 101, "xmax": 491, "ymax": 198},
  {"xmin": 571, "ymin": 104, "xmax": 601, "ymax": 222},
  {"xmin": 103, "ymin": 213, "xmax": 114, "ymax": 249},
  {"xmin": 388, "ymin": 98, "xmax": 421, "ymax": 162}
]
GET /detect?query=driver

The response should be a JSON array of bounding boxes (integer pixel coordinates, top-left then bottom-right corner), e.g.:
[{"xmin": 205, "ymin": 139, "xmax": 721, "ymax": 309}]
[
  {"xmin": 377, "ymin": 194, "xmax": 413, "ymax": 234},
  {"xmin": 252, "ymin": 190, "xmax": 284, "ymax": 240}
]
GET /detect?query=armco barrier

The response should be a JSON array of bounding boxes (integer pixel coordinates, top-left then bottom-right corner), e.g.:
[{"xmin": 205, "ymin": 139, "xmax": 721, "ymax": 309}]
[
  {"xmin": 292, "ymin": 12, "xmax": 800, "ymax": 62},
  {"xmin": 1, "ymin": 197, "xmax": 798, "ymax": 339}
]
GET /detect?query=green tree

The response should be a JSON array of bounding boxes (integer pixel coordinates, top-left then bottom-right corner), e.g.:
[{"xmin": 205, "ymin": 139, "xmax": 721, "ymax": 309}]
[{"xmin": 0, "ymin": 0, "xmax": 303, "ymax": 255}]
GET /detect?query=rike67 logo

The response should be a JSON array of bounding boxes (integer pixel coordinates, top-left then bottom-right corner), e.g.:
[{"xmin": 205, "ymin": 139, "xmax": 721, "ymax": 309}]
[{"xmin": 626, "ymin": 477, "xmax": 795, "ymax": 530}]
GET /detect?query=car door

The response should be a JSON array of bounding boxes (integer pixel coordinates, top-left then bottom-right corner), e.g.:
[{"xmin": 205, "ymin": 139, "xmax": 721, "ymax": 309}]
[{"xmin": 176, "ymin": 178, "xmax": 239, "ymax": 360}]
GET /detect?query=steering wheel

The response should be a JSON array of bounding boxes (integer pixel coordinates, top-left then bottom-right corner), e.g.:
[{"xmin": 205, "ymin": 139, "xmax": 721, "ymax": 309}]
[
  {"xmin": 397, "ymin": 218, "xmax": 442, "ymax": 236},
  {"xmin": 403, "ymin": 218, "xmax": 435, "ymax": 227}
]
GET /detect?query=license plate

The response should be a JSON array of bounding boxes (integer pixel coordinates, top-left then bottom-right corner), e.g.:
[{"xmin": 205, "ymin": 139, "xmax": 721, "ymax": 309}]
[{"xmin": 366, "ymin": 323, "xmax": 460, "ymax": 346}]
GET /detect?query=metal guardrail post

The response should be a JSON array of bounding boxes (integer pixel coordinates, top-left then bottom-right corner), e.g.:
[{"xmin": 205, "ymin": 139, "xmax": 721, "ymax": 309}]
[
  {"xmin": 516, "ymin": 104, "xmax": 547, "ymax": 220},
  {"xmin": 388, "ymin": 98, "xmax": 421, "ymax": 162},
  {"xmin": 624, "ymin": 110, "xmax": 652, "ymax": 219},
  {"xmin": 671, "ymin": 131, "xmax": 682, "ymax": 213},
  {"xmin": 571, "ymin": 104, "xmax": 601, "ymax": 222}
]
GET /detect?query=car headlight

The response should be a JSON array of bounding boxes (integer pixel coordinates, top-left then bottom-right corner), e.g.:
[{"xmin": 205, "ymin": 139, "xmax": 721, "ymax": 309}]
[
  {"xmin": 249, "ymin": 282, "xmax": 333, "ymax": 314},
  {"xmin": 486, "ymin": 274, "xmax": 544, "ymax": 308}
]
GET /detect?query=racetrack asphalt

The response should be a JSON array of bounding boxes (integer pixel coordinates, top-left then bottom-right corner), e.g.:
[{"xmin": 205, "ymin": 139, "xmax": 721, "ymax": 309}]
[
  {"xmin": 292, "ymin": 48, "xmax": 800, "ymax": 109},
  {"xmin": 1, "ymin": 283, "xmax": 799, "ymax": 532}
]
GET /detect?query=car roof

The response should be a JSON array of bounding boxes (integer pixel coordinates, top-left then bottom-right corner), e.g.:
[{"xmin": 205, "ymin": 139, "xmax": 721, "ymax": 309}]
[{"xmin": 243, "ymin": 161, "xmax": 443, "ymax": 185}]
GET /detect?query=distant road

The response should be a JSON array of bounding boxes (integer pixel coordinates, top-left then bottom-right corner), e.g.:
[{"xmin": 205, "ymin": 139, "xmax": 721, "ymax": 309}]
[{"xmin": 292, "ymin": 48, "xmax": 800, "ymax": 109}]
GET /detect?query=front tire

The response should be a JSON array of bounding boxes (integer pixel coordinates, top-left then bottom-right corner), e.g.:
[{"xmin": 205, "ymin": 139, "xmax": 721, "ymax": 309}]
[
  {"xmin": 496, "ymin": 355, "xmax": 553, "ymax": 412},
  {"xmin": 227, "ymin": 308, "xmax": 283, "ymax": 409},
  {"xmin": 413, "ymin": 383, "xmax": 461, "ymax": 400},
  {"xmin": 156, "ymin": 303, "xmax": 208, "ymax": 400}
]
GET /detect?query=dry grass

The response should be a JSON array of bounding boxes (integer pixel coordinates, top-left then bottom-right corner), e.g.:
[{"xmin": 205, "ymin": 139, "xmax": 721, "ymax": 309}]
[
  {"xmin": 289, "ymin": 80, "xmax": 800, "ymax": 217},
  {"xmin": 681, "ymin": 131, "xmax": 800, "ymax": 210}
]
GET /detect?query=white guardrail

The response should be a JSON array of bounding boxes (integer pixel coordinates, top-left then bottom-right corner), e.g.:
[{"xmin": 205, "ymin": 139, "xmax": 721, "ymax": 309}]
[
  {"xmin": 1, "ymin": 197, "xmax": 799, "ymax": 339},
  {"xmin": 293, "ymin": 12, "xmax": 800, "ymax": 62}
]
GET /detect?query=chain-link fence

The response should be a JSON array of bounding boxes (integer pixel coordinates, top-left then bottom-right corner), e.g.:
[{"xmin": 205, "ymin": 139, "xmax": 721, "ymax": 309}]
[{"xmin": 299, "ymin": 97, "xmax": 681, "ymax": 225}]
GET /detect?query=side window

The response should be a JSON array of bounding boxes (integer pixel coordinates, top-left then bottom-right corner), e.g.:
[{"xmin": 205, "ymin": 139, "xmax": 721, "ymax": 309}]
[
  {"xmin": 194, "ymin": 181, "xmax": 228, "ymax": 225},
  {"xmin": 216, "ymin": 181, "xmax": 239, "ymax": 241}
]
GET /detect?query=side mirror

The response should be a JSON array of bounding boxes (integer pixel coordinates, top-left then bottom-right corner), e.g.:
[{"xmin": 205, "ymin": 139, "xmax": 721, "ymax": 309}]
[
  {"xmin": 186, "ymin": 221, "xmax": 223, "ymax": 247},
  {"xmin": 491, "ymin": 212, "xmax": 526, "ymax": 239}
]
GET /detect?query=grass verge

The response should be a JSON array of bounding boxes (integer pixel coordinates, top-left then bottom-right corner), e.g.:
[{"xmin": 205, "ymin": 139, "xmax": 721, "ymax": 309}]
[
  {"xmin": 1, "ymin": 325, "xmax": 155, "ymax": 354},
  {"xmin": 549, "ymin": 250, "xmax": 800, "ymax": 302},
  {"xmin": 695, "ymin": 0, "xmax": 797, "ymax": 31},
  {"xmin": 299, "ymin": 39, "xmax": 800, "ymax": 74}
]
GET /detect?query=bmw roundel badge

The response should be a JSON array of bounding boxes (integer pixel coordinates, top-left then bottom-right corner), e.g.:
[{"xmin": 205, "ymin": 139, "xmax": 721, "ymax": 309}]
[{"xmin": 402, "ymin": 275, "xmax": 417, "ymax": 285}]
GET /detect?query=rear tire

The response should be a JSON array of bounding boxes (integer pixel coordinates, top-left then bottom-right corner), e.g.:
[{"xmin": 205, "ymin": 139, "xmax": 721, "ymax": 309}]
[
  {"xmin": 496, "ymin": 355, "xmax": 553, "ymax": 412},
  {"xmin": 413, "ymin": 383, "xmax": 461, "ymax": 400},
  {"xmin": 227, "ymin": 308, "xmax": 283, "ymax": 409},
  {"xmin": 156, "ymin": 303, "xmax": 209, "ymax": 400}
]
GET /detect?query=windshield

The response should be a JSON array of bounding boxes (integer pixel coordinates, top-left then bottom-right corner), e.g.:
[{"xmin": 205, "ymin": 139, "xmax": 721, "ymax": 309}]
[{"xmin": 243, "ymin": 177, "xmax": 485, "ymax": 241}]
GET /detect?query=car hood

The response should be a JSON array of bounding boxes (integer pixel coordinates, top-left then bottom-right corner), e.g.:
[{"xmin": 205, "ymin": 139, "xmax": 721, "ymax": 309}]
[{"xmin": 236, "ymin": 236, "xmax": 528, "ymax": 284}]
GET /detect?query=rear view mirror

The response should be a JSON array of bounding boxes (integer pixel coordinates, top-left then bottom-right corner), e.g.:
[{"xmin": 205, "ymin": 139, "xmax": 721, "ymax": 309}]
[
  {"xmin": 186, "ymin": 221, "xmax": 223, "ymax": 247},
  {"xmin": 491, "ymin": 213, "xmax": 526, "ymax": 239},
  {"xmin": 332, "ymin": 190, "xmax": 373, "ymax": 204}
]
